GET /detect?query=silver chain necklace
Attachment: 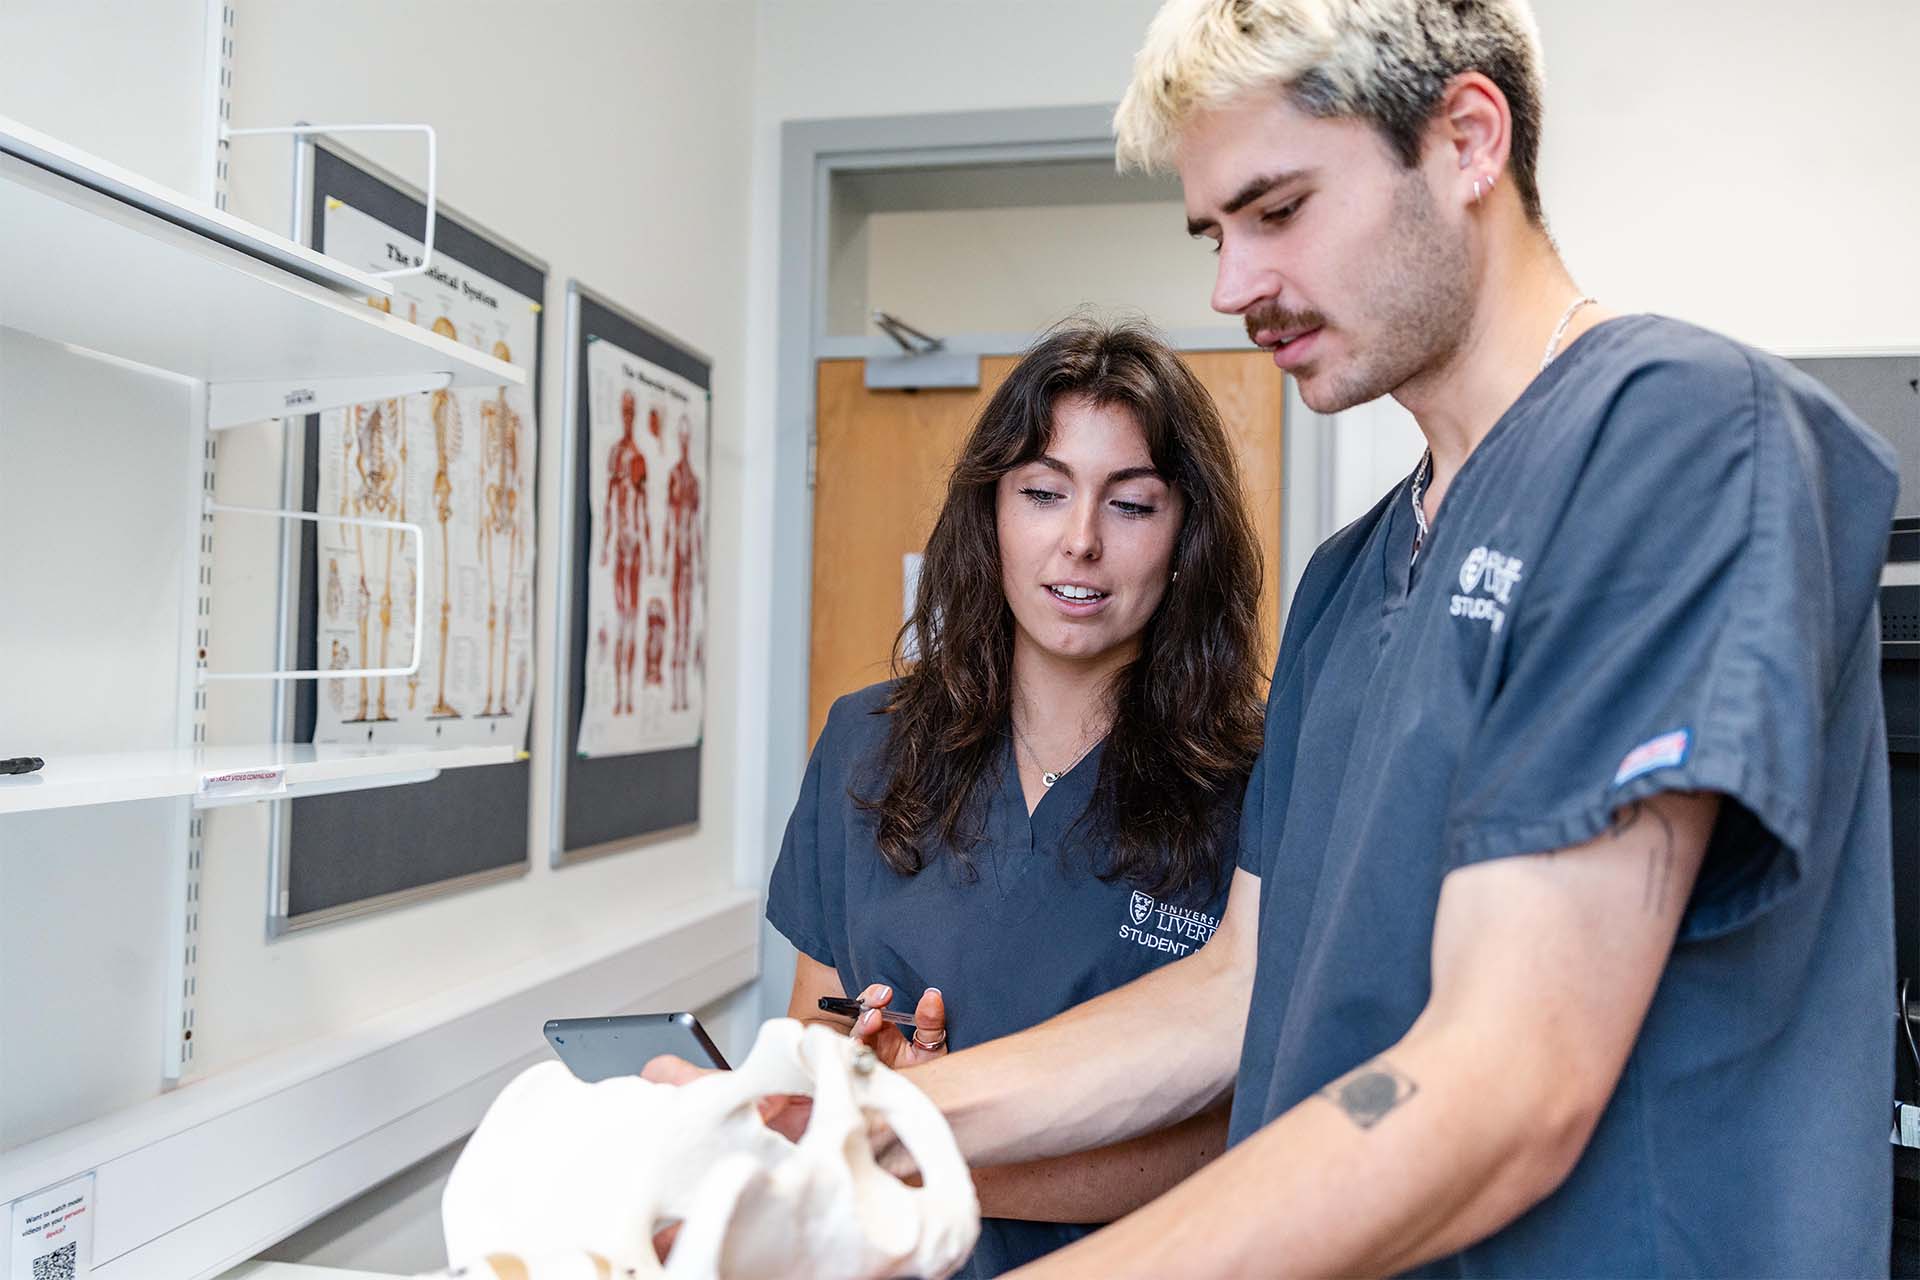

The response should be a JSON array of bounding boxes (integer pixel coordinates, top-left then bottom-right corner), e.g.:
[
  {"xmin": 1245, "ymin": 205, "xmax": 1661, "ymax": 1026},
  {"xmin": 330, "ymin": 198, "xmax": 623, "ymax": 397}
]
[
  {"xmin": 1011, "ymin": 713, "xmax": 1102, "ymax": 788},
  {"xmin": 1409, "ymin": 294, "xmax": 1598, "ymax": 567},
  {"xmin": 1541, "ymin": 294, "xmax": 1597, "ymax": 370}
]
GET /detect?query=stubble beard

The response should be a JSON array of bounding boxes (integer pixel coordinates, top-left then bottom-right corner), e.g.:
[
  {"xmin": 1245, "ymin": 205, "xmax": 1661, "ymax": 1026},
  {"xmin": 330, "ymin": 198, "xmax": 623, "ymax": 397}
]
[{"xmin": 1291, "ymin": 172, "xmax": 1475, "ymax": 415}]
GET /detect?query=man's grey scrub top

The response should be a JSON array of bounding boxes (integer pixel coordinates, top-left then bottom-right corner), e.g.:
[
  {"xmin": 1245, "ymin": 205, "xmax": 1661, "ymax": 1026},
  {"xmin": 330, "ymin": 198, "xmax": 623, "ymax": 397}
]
[
  {"xmin": 768, "ymin": 680, "xmax": 1237, "ymax": 1278},
  {"xmin": 1230, "ymin": 315, "xmax": 1899, "ymax": 1277}
]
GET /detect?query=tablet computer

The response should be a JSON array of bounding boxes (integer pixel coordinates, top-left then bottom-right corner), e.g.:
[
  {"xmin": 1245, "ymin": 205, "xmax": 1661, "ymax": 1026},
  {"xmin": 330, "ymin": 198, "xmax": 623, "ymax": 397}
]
[{"xmin": 543, "ymin": 1011, "xmax": 729, "ymax": 1081}]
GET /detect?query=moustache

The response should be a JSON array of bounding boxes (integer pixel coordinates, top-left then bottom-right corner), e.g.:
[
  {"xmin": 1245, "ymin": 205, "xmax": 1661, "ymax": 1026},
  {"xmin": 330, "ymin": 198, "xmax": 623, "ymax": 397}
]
[{"xmin": 1244, "ymin": 303, "xmax": 1328, "ymax": 344}]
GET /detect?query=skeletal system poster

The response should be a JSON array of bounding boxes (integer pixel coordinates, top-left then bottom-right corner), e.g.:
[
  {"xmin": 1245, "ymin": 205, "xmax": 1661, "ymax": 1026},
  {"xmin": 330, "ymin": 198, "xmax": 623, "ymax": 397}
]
[
  {"xmin": 313, "ymin": 200, "xmax": 539, "ymax": 748},
  {"xmin": 576, "ymin": 336, "xmax": 708, "ymax": 757}
]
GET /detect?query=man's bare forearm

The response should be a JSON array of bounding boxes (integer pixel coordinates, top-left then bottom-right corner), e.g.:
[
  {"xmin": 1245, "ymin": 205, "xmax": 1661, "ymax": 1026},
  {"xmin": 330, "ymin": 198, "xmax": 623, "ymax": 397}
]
[
  {"xmin": 908, "ymin": 877, "xmax": 1256, "ymax": 1169},
  {"xmin": 1007, "ymin": 1020, "xmax": 1576, "ymax": 1278},
  {"xmin": 1009, "ymin": 793, "xmax": 1719, "ymax": 1277},
  {"xmin": 972, "ymin": 1102, "xmax": 1231, "ymax": 1223}
]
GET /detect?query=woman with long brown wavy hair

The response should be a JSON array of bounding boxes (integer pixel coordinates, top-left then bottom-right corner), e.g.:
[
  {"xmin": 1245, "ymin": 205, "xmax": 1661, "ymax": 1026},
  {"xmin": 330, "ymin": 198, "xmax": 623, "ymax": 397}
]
[{"xmin": 765, "ymin": 317, "xmax": 1267, "ymax": 1277}]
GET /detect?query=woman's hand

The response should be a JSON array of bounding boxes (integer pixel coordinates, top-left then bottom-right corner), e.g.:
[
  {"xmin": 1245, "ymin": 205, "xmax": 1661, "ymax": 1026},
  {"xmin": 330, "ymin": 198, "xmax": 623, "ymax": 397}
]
[{"xmin": 848, "ymin": 982, "xmax": 949, "ymax": 1070}]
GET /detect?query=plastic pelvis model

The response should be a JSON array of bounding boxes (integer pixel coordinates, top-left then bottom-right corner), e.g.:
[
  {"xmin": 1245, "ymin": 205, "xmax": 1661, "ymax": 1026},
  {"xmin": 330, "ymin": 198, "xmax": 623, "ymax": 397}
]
[{"xmin": 433, "ymin": 1018, "xmax": 981, "ymax": 1280}]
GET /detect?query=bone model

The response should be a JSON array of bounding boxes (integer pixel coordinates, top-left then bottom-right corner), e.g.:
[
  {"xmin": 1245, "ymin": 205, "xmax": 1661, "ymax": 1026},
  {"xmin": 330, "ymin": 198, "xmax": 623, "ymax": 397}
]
[{"xmin": 432, "ymin": 1019, "xmax": 981, "ymax": 1280}]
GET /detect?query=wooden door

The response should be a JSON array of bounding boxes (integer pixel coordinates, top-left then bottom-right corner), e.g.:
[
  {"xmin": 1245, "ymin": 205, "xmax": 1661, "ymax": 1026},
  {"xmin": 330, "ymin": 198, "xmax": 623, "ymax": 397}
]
[{"xmin": 808, "ymin": 352, "xmax": 1283, "ymax": 745}]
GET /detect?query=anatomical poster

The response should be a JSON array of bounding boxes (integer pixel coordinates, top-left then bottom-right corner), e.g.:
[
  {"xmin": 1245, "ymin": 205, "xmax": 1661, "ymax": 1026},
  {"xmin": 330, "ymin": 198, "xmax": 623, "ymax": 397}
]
[
  {"xmin": 575, "ymin": 335, "xmax": 708, "ymax": 758},
  {"xmin": 311, "ymin": 198, "xmax": 540, "ymax": 749}
]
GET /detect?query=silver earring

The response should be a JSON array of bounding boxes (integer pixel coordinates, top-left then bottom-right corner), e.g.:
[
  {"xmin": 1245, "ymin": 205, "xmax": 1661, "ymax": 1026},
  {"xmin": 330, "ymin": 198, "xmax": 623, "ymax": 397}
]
[
  {"xmin": 1471, "ymin": 177, "xmax": 1485, "ymax": 203},
  {"xmin": 1171, "ymin": 570, "xmax": 1180, "ymax": 582}
]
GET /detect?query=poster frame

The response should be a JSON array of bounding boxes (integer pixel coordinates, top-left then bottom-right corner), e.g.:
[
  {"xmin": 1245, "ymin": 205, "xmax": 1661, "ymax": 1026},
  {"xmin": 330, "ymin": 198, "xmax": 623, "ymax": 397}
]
[{"xmin": 550, "ymin": 279, "xmax": 712, "ymax": 867}]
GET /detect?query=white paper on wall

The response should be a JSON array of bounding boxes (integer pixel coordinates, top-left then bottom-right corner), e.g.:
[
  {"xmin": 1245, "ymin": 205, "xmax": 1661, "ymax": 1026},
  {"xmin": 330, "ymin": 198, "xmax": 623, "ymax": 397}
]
[
  {"xmin": 312, "ymin": 200, "xmax": 539, "ymax": 750},
  {"xmin": 575, "ymin": 336, "xmax": 708, "ymax": 758}
]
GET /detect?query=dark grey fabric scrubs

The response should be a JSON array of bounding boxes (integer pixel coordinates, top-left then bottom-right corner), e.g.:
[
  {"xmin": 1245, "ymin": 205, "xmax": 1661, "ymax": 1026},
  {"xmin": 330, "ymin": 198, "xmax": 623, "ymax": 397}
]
[
  {"xmin": 768, "ymin": 680, "xmax": 1236, "ymax": 1278},
  {"xmin": 1230, "ymin": 315, "xmax": 1899, "ymax": 1277}
]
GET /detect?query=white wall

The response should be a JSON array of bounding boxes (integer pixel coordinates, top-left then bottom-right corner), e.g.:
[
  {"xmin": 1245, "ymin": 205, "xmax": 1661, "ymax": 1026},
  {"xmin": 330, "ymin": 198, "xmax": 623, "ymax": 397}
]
[
  {"xmin": 863, "ymin": 201, "xmax": 1221, "ymax": 337},
  {"xmin": 1536, "ymin": 0, "xmax": 1920, "ymax": 354},
  {"xmin": 0, "ymin": 0, "xmax": 215, "ymax": 196}
]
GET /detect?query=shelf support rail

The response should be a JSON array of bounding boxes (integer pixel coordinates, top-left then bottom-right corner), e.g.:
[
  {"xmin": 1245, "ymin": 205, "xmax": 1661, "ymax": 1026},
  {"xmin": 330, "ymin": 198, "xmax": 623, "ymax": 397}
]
[
  {"xmin": 200, "ymin": 498, "xmax": 426, "ymax": 683},
  {"xmin": 220, "ymin": 121, "xmax": 439, "ymax": 279}
]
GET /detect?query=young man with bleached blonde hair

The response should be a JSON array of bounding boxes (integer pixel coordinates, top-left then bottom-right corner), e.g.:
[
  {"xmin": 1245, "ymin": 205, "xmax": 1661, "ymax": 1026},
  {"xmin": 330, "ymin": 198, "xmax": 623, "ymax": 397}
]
[{"xmin": 875, "ymin": 0, "xmax": 1899, "ymax": 1274}]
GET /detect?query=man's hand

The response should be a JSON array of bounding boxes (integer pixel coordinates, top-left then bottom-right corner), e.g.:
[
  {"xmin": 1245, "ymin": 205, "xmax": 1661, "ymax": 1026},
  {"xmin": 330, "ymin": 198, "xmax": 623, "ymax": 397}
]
[{"xmin": 639, "ymin": 1054, "xmax": 813, "ymax": 1142}]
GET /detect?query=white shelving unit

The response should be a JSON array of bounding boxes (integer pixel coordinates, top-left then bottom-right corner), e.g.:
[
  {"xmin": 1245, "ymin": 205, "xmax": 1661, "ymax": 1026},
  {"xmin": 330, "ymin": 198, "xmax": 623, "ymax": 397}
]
[
  {"xmin": 0, "ymin": 113, "xmax": 527, "ymax": 818},
  {"xmin": 0, "ymin": 114, "xmax": 521, "ymax": 426},
  {"xmin": 0, "ymin": 743, "xmax": 518, "ymax": 815}
]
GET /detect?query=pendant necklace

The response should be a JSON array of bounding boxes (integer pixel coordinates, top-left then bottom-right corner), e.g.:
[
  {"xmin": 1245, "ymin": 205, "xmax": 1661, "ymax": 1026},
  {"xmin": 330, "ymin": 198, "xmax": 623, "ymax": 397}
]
[{"xmin": 1011, "ymin": 715, "xmax": 1101, "ymax": 788}]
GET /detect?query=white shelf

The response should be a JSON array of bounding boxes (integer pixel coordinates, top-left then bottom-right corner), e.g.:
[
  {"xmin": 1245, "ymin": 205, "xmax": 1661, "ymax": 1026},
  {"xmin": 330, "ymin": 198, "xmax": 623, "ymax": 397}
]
[
  {"xmin": 0, "ymin": 114, "xmax": 522, "ymax": 413},
  {"xmin": 0, "ymin": 743, "xmax": 518, "ymax": 815}
]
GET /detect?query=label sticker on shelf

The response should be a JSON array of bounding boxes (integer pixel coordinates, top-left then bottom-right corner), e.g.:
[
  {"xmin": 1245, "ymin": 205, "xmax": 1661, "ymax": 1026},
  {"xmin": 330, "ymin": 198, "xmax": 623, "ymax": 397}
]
[
  {"xmin": 10, "ymin": 1171, "xmax": 95, "ymax": 1280},
  {"xmin": 199, "ymin": 766, "xmax": 288, "ymax": 799}
]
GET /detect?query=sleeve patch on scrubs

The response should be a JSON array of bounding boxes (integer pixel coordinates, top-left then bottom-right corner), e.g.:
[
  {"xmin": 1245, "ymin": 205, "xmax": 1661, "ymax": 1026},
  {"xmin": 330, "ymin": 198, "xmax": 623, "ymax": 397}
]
[{"xmin": 1613, "ymin": 729, "xmax": 1690, "ymax": 787}]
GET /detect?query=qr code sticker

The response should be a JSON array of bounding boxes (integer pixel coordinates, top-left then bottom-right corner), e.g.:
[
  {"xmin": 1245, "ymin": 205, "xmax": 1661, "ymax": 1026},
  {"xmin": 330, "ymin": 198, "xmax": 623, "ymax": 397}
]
[{"xmin": 32, "ymin": 1241, "xmax": 78, "ymax": 1280}]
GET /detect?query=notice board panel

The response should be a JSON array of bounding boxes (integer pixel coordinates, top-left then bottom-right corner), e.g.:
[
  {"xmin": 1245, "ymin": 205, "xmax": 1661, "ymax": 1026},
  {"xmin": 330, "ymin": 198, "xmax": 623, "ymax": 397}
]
[{"xmin": 275, "ymin": 142, "xmax": 546, "ymax": 930}]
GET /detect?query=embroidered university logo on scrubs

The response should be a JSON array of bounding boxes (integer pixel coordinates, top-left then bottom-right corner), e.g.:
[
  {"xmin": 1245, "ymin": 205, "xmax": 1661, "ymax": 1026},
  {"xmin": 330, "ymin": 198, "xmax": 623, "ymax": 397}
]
[
  {"xmin": 1450, "ymin": 545, "xmax": 1524, "ymax": 633},
  {"xmin": 1119, "ymin": 894, "xmax": 1219, "ymax": 957}
]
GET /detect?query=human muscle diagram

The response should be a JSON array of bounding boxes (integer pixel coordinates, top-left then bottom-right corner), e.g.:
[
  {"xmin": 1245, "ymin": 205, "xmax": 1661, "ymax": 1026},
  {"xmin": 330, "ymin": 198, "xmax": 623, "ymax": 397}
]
[
  {"xmin": 577, "ymin": 338, "xmax": 708, "ymax": 758},
  {"xmin": 313, "ymin": 200, "xmax": 539, "ymax": 749}
]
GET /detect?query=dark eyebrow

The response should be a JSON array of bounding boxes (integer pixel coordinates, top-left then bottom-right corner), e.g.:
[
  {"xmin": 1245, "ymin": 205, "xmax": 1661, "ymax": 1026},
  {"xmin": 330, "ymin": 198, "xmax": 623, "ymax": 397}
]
[
  {"xmin": 1028, "ymin": 457, "xmax": 1162, "ymax": 486},
  {"xmin": 1186, "ymin": 168, "xmax": 1312, "ymax": 237}
]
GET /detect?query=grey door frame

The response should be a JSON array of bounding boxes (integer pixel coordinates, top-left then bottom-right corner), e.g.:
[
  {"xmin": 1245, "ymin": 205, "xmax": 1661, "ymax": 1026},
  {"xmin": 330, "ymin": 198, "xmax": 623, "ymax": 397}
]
[{"xmin": 760, "ymin": 104, "xmax": 1333, "ymax": 1019}]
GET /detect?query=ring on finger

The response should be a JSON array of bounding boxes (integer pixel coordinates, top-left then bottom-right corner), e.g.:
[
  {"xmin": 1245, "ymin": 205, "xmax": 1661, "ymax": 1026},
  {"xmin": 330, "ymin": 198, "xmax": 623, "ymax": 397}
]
[{"xmin": 912, "ymin": 1028, "xmax": 947, "ymax": 1050}]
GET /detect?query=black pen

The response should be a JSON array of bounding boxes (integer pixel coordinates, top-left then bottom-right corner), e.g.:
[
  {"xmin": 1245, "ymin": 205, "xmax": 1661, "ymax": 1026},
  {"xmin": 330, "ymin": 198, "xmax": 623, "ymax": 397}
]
[
  {"xmin": 817, "ymin": 995, "xmax": 917, "ymax": 1026},
  {"xmin": 0, "ymin": 757, "xmax": 43, "ymax": 776}
]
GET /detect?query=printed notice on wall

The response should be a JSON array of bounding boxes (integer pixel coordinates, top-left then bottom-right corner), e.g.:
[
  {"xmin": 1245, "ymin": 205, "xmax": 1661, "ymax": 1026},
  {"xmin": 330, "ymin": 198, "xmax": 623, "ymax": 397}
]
[{"xmin": 9, "ymin": 1173, "xmax": 93, "ymax": 1280}]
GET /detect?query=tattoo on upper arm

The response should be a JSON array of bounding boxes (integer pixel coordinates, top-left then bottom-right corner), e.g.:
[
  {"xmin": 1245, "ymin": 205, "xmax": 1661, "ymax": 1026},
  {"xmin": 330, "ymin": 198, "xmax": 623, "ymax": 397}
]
[
  {"xmin": 1317, "ymin": 1059, "xmax": 1419, "ymax": 1130},
  {"xmin": 1608, "ymin": 799, "xmax": 1679, "ymax": 915}
]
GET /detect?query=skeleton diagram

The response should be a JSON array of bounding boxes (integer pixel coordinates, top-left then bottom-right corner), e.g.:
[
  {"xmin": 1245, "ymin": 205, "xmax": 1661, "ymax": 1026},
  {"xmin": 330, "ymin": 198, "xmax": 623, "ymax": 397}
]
[
  {"xmin": 600, "ymin": 389, "xmax": 653, "ymax": 716},
  {"xmin": 478, "ymin": 339, "xmax": 524, "ymax": 718},
  {"xmin": 346, "ymin": 398, "xmax": 404, "ymax": 723},
  {"xmin": 327, "ymin": 639, "xmax": 350, "ymax": 714},
  {"xmin": 663, "ymin": 415, "xmax": 704, "ymax": 713},
  {"xmin": 427, "ymin": 316, "xmax": 464, "ymax": 719}
]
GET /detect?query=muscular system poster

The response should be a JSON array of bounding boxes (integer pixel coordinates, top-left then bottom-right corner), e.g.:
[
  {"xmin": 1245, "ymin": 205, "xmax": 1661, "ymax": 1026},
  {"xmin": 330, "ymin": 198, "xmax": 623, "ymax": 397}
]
[
  {"xmin": 575, "ymin": 335, "xmax": 708, "ymax": 758},
  {"xmin": 312, "ymin": 200, "xmax": 539, "ymax": 749}
]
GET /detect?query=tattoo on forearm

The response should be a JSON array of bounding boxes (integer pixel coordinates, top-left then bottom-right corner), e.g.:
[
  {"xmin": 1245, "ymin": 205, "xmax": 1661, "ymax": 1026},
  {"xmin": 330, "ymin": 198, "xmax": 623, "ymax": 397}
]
[
  {"xmin": 1609, "ymin": 800, "xmax": 1678, "ymax": 915},
  {"xmin": 1318, "ymin": 1059, "xmax": 1419, "ymax": 1130}
]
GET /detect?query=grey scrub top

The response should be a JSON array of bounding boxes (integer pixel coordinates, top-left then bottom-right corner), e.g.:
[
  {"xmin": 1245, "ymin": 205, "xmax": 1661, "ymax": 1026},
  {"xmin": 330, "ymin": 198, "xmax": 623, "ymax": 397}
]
[
  {"xmin": 768, "ymin": 680, "xmax": 1237, "ymax": 1278},
  {"xmin": 1231, "ymin": 315, "xmax": 1900, "ymax": 1277}
]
